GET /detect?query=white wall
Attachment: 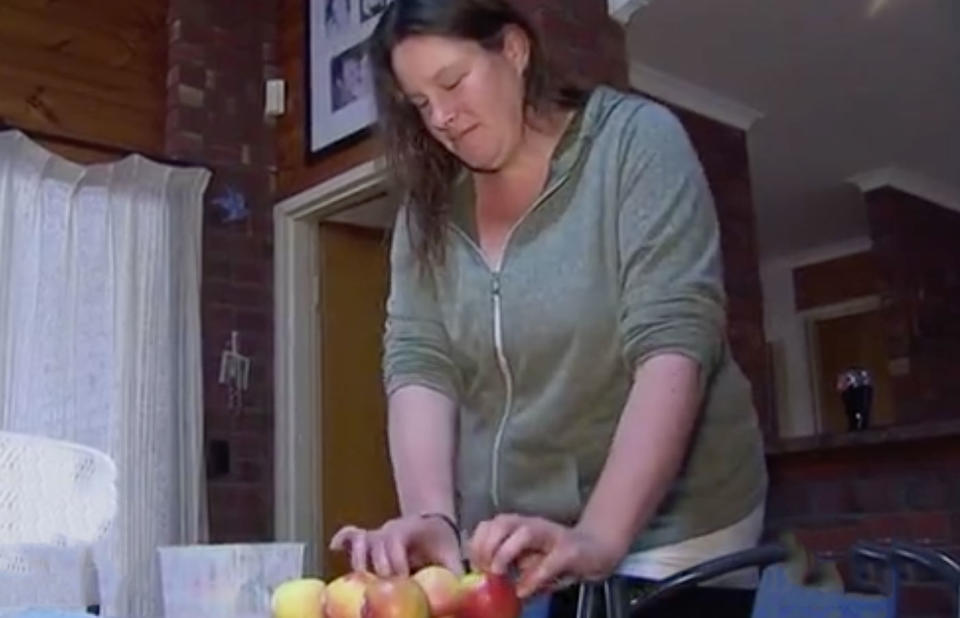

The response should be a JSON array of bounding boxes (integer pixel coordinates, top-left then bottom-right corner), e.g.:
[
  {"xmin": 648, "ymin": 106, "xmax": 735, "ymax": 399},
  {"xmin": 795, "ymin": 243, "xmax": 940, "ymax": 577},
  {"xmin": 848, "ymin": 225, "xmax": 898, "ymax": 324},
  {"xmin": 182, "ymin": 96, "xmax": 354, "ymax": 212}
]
[{"xmin": 760, "ymin": 237, "xmax": 873, "ymax": 437}]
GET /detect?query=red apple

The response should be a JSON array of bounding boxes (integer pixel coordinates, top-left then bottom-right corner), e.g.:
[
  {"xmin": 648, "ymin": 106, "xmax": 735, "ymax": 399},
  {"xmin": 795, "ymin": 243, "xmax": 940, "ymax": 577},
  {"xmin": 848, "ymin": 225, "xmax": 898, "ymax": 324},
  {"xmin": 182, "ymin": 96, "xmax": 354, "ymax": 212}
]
[
  {"xmin": 326, "ymin": 571, "xmax": 378, "ymax": 618},
  {"xmin": 413, "ymin": 565, "xmax": 464, "ymax": 617},
  {"xmin": 361, "ymin": 576, "xmax": 431, "ymax": 618},
  {"xmin": 456, "ymin": 572, "xmax": 521, "ymax": 618}
]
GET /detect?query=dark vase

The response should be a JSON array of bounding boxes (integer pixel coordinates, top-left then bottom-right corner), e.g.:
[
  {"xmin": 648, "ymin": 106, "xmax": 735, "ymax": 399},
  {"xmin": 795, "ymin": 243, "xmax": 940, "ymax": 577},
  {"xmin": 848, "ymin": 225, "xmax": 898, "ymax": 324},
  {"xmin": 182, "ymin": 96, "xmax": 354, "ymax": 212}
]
[{"xmin": 837, "ymin": 368, "xmax": 873, "ymax": 431}]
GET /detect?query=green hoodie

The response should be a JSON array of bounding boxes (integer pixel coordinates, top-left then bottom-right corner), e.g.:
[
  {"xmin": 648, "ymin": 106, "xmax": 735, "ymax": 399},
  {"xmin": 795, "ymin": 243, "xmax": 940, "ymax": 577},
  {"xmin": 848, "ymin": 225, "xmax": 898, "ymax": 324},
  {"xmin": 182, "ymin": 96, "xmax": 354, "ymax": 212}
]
[{"xmin": 382, "ymin": 85, "xmax": 768, "ymax": 552}]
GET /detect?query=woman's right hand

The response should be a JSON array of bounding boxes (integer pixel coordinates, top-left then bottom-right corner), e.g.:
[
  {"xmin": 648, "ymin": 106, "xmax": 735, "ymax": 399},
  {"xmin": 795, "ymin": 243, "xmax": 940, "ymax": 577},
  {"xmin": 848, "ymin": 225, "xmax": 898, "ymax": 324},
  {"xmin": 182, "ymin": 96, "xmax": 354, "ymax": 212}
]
[{"xmin": 329, "ymin": 514, "xmax": 464, "ymax": 577}]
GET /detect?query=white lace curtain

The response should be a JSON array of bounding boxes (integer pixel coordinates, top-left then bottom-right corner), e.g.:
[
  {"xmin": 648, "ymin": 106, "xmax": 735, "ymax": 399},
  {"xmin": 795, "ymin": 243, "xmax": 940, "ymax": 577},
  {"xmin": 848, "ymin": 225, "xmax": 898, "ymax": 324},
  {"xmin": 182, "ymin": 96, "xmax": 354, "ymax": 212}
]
[{"xmin": 0, "ymin": 130, "xmax": 209, "ymax": 617}]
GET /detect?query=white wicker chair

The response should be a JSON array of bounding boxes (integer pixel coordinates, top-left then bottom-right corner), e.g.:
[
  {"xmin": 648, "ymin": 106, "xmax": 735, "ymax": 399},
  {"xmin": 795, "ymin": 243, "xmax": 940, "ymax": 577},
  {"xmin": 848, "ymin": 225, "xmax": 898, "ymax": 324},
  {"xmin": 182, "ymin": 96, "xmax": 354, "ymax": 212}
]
[{"xmin": 0, "ymin": 431, "xmax": 118, "ymax": 611}]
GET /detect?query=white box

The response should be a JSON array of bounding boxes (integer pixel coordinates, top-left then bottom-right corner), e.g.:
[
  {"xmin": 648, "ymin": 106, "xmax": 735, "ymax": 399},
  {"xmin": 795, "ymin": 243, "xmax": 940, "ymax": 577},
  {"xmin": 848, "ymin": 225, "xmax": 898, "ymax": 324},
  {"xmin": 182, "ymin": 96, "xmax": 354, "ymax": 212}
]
[{"xmin": 158, "ymin": 543, "xmax": 305, "ymax": 618}]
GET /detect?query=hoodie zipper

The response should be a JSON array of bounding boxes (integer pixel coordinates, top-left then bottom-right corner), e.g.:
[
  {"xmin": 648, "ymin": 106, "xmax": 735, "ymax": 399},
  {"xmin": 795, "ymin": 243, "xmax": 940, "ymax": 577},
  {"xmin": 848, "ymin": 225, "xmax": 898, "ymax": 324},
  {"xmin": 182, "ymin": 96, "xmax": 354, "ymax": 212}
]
[
  {"xmin": 488, "ymin": 271, "xmax": 512, "ymax": 509},
  {"xmin": 484, "ymin": 172, "xmax": 572, "ymax": 510},
  {"xmin": 449, "ymin": 150, "xmax": 584, "ymax": 510}
]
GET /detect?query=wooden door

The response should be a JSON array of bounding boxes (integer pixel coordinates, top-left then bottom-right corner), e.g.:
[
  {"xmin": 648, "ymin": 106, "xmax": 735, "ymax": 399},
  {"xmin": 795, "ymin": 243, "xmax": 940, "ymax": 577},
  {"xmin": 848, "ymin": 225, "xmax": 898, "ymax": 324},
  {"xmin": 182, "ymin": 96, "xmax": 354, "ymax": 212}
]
[
  {"xmin": 813, "ymin": 309, "xmax": 896, "ymax": 433},
  {"xmin": 317, "ymin": 221, "xmax": 398, "ymax": 578}
]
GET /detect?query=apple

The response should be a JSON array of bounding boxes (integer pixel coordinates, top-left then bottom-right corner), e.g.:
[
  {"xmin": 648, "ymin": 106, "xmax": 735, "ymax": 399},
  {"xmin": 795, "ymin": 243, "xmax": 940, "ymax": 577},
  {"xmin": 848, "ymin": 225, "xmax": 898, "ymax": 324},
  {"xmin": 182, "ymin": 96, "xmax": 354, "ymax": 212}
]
[
  {"xmin": 361, "ymin": 576, "xmax": 431, "ymax": 618},
  {"xmin": 456, "ymin": 572, "xmax": 521, "ymax": 618},
  {"xmin": 272, "ymin": 578, "xmax": 327, "ymax": 618},
  {"xmin": 326, "ymin": 571, "xmax": 378, "ymax": 618},
  {"xmin": 412, "ymin": 565, "xmax": 464, "ymax": 617}
]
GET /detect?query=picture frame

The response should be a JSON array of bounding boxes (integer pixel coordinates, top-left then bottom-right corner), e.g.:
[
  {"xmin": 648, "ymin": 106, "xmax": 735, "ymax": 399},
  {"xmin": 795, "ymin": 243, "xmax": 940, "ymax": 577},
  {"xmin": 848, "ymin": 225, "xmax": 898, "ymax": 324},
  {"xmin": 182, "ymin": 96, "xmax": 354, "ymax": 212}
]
[{"xmin": 306, "ymin": 0, "xmax": 391, "ymax": 157}]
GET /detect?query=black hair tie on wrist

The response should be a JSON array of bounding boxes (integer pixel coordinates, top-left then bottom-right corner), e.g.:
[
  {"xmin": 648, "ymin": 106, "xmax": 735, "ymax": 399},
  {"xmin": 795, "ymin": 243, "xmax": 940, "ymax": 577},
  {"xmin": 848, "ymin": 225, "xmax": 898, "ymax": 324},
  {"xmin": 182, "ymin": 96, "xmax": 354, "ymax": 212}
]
[
  {"xmin": 420, "ymin": 511, "xmax": 461, "ymax": 544},
  {"xmin": 420, "ymin": 511, "xmax": 470, "ymax": 572}
]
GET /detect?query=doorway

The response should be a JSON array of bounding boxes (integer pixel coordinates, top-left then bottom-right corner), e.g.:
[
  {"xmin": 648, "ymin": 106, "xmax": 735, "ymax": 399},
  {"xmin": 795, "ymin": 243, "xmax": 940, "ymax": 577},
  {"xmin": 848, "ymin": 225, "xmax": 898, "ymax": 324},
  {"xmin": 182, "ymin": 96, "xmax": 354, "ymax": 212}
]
[
  {"xmin": 316, "ymin": 219, "xmax": 398, "ymax": 577},
  {"xmin": 809, "ymin": 307, "xmax": 896, "ymax": 433},
  {"xmin": 273, "ymin": 159, "xmax": 395, "ymax": 576}
]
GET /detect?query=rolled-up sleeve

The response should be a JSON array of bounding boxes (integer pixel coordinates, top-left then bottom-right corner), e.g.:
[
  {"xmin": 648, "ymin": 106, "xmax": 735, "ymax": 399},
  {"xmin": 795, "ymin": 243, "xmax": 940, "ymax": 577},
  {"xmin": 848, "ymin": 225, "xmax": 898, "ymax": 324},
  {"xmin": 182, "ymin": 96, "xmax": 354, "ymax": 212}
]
[
  {"xmin": 382, "ymin": 209, "xmax": 461, "ymax": 400},
  {"xmin": 616, "ymin": 104, "xmax": 727, "ymax": 377}
]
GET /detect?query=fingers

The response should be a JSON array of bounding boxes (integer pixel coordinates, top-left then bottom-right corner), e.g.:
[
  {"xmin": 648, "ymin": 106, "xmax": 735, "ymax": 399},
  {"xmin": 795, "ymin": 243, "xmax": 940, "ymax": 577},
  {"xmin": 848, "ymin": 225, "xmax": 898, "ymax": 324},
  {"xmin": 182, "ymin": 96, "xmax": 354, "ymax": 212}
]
[
  {"xmin": 329, "ymin": 526, "xmax": 371, "ymax": 573},
  {"xmin": 386, "ymin": 532, "xmax": 411, "ymax": 576},
  {"xmin": 436, "ymin": 546, "xmax": 466, "ymax": 576},
  {"xmin": 331, "ymin": 517, "xmax": 456, "ymax": 578},
  {"xmin": 515, "ymin": 551, "xmax": 545, "ymax": 577},
  {"xmin": 349, "ymin": 530, "xmax": 371, "ymax": 573},
  {"xmin": 468, "ymin": 516, "xmax": 518, "ymax": 573},
  {"xmin": 370, "ymin": 533, "xmax": 393, "ymax": 576},
  {"xmin": 488, "ymin": 525, "xmax": 534, "ymax": 575},
  {"xmin": 516, "ymin": 544, "xmax": 575, "ymax": 599},
  {"xmin": 363, "ymin": 526, "xmax": 413, "ymax": 577},
  {"xmin": 469, "ymin": 516, "xmax": 557, "ymax": 576},
  {"xmin": 329, "ymin": 525, "xmax": 361, "ymax": 550}
]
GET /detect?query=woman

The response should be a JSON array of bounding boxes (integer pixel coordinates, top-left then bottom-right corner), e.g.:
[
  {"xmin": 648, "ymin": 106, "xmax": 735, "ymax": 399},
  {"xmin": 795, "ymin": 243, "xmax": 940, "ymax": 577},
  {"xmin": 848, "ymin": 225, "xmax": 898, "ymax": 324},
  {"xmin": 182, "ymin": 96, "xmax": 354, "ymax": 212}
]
[{"xmin": 330, "ymin": 0, "xmax": 769, "ymax": 614}]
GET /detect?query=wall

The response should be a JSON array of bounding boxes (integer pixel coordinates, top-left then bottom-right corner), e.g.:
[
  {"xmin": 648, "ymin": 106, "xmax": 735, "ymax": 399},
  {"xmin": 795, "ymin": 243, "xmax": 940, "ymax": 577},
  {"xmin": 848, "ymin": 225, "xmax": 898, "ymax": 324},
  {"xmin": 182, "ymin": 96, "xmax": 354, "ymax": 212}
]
[
  {"xmin": 276, "ymin": 0, "xmax": 628, "ymax": 199},
  {"xmin": 767, "ymin": 438, "xmax": 960, "ymax": 618},
  {"xmin": 276, "ymin": 0, "xmax": 382, "ymax": 199},
  {"xmin": 762, "ymin": 185, "xmax": 960, "ymax": 437},
  {"xmin": 866, "ymin": 187, "xmax": 960, "ymax": 425},
  {"xmin": 0, "ymin": 0, "xmax": 279, "ymax": 545},
  {"xmin": 760, "ymin": 238, "xmax": 874, "ymax": 437},
  {"xmin": 662, "ymin": 107, "xmax": 772, "ymax": 434},
  {"xmin": 0, "ymin": 0, "xmax": 280, "ymax": 546},
  {"xmin": 166, "ymin": 0, "xmax": 279, "ymax": 542},
  {"xmin": 765, "ymin": 188, "xmax": 960, "ymax": 618},
  {"xmin": 793, "ymin": 250, "xmax": 883, "ymax": 311},
  {"xmin": 0, "ymin": 0, "xmax": 167, "ymax": 160}
]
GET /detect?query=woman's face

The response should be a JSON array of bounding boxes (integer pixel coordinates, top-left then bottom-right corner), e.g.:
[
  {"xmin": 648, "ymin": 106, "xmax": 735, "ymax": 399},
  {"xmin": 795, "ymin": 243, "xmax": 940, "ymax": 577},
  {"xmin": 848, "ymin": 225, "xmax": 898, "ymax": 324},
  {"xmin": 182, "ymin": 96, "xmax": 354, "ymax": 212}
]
[{"xmin": 390, "ymin": 30, "xmax": 529, "ymax": 172}]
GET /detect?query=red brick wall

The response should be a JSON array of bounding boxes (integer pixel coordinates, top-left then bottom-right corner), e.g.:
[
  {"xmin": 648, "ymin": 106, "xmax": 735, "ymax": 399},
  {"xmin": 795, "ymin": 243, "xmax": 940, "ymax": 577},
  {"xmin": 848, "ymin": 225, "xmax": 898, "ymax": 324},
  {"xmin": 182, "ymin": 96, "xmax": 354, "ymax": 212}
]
[
  {"xmin": 669, "ymin": 109, "xmax": 772, "ymax": 435},
  {"xmin": 764, "ymin": 188, "xmax": 960, "ymax": 616},
  {"xmin": 166, "ymin": 0, "xmax": 279, "ymax": 542},
  {"xmin": 511, "ymin": 0, "xmax": 629, "ymax": 91},
  {"xmin": 767, "ymin": 438, "xmax": 960, "ymax": 617},
  {"xmin": 866, "ymin": 187, "xmax": 960, "ymax": 425},
  {"xmin": 792, "ymin": 251, "xmax": 883, "ymax": 311},
  {"xmin": 622, "ymin": 100, "xmax": 771, "ymax": 435}
]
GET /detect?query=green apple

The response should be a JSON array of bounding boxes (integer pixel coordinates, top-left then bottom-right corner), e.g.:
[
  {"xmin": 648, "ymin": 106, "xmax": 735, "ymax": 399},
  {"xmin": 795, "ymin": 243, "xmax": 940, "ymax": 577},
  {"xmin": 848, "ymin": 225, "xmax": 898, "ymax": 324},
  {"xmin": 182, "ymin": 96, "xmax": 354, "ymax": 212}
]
[{"xmin": 272, "ymin": 578, "xmax": 327, "ymax": 618}]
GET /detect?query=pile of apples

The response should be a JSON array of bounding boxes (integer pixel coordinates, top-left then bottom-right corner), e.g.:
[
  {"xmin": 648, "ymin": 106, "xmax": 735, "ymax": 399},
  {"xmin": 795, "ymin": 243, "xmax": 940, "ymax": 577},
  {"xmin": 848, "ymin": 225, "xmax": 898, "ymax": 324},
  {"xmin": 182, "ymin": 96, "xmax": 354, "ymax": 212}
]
[{"xmin": 271, "ymin": 565, "xmax": 522, "ymax": 618}]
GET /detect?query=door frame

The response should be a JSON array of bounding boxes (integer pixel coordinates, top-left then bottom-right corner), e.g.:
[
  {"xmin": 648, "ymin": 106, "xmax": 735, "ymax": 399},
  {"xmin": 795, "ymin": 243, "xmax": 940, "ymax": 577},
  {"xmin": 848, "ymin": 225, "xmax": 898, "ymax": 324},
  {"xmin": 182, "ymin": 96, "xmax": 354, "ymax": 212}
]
[
  {"xmin": 272, "ymin": 159, "xmax": 388, "ymax": 573},
  {"xmin": 799, "ymin": 294, "xmax": 882, "ymax": 435}
]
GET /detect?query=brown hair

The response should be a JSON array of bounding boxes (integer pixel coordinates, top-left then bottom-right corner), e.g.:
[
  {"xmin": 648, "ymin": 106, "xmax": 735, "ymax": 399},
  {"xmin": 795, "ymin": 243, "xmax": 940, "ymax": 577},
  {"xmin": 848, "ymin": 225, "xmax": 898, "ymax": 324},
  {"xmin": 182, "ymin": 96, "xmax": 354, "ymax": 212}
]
[{"xmin": 367, "ymin": 0, "xmax": 588, "ymax": 267}]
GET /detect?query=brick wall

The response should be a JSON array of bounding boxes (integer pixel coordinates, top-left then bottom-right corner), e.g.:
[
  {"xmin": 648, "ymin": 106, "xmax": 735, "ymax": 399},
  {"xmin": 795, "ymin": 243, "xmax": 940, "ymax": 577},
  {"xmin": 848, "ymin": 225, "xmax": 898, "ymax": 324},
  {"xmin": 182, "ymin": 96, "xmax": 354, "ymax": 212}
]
[
  {"xmin": 166, "ymin": 0, "xmax": 279, "ymax": 542},
  {"xmin": 767, "ymin": 438, "xmax": 960, "ymax": 617},
  {"xmin": 764, "ymin": 187, "xmax": 960, "ymax": 616},
  {"xmin": 866, "ymin": 187, "xmax": 960, "ymax": 425},
  {"xmin": 617, "ymin": 97, "xmax": 771, "ymax": 434},
  {"xmin": 792, "ymin": 250, "xmax": 883, "ymax": 311},
  {"xmin": 511, "ymin": 0, "xmax": 629, "ymax": 91},
  {"xmin": 667, "ymin": 108, "xmax": 772, "ymax": 434}
]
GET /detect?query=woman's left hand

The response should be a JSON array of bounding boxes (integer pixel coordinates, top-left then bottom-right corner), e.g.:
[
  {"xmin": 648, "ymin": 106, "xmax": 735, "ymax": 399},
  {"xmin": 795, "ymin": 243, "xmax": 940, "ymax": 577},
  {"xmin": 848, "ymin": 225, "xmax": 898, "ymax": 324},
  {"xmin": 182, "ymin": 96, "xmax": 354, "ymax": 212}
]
[{"xmin": 467, "ymin": 514, "xmax": 625, "ymax": 598}]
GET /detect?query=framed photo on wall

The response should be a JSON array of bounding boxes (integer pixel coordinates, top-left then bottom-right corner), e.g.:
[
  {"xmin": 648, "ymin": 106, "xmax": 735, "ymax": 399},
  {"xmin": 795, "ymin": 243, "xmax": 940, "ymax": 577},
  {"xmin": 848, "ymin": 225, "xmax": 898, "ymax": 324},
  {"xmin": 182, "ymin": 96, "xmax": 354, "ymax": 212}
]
[{"xmin": 307, "ymin": 0, "xmax": 391, "ymax": 155}]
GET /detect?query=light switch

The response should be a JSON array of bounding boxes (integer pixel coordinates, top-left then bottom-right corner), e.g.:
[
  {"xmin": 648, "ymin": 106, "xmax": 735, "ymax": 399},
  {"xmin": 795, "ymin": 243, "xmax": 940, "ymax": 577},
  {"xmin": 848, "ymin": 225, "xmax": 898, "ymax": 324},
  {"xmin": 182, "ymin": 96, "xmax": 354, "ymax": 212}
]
[{"xmin": 265, "ymin": 79, "xmax": 286, "ymax": 116}]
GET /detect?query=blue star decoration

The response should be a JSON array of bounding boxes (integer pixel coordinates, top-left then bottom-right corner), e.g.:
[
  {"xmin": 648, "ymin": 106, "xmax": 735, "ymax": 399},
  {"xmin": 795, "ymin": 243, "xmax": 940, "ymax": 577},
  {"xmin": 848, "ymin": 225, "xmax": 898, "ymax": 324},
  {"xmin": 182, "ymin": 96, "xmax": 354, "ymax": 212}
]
[{"xmin": 211, "ymin": 185, "xmax": 249, "ymax": 223}]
